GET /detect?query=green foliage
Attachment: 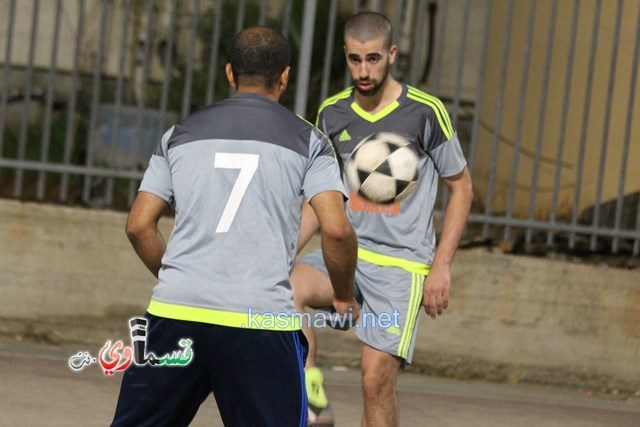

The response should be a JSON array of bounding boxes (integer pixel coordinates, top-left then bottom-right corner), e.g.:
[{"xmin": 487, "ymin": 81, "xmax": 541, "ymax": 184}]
[{"xmin": 165, "ymin": 0, "xmax": 351, "ymax": 120}]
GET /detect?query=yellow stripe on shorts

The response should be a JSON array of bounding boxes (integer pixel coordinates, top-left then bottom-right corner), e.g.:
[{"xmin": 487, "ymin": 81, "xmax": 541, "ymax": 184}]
[{"xmin": 398, "ymin": 273, "xmax": 425, "ymax": 359}]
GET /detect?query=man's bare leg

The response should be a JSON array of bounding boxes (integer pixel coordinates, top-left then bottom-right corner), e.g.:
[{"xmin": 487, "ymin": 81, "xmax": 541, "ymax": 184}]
[
  {"xmin": 291, "ymin": 262, "xmax": 336, "ymax": 425},
  {"xmin": 291, "ymin": 262, "xmax": 334, "ymax": 367},
  {"xmin": 360, "ymin": 344, "xmax": 402, "ymax": 427}
]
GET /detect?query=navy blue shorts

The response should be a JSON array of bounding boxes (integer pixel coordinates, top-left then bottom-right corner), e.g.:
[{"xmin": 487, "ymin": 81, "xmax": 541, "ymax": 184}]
[{"xmin": 111, "ymin": 313, "xmax": 308, "ymax": 426}]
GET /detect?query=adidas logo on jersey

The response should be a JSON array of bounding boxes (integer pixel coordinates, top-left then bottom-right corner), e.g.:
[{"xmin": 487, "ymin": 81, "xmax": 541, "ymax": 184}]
[{"xmin": 338, "ymin": 129, "xmax": 351, "ymax": 142}]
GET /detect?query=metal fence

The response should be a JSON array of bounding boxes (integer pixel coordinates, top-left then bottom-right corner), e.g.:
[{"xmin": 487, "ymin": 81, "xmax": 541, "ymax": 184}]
[{"xmin": 0, "ymin": 0, "xmax": 639, "ymax": 256}]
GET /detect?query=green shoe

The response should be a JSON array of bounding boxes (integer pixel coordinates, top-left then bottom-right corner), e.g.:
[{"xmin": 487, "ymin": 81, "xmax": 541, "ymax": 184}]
[{"xmin": 305, "ymin": 367, "xmax": 334, "ymax": 426}]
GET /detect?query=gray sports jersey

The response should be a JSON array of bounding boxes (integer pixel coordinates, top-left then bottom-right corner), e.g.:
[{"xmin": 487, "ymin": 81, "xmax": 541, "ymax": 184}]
[
  {"xmin": 317, "ymin": 84, "xmax": 466, "ymax": 271},
  {"xmin": 140, "ymin": 93, "xmax": 346, "ymax": 330}
]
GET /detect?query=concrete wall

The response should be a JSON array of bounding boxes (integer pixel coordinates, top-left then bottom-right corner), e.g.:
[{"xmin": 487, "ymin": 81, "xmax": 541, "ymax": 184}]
[
  {"xmin": 0, "ymin": 199, "xmax": 169, "ymax": 318},
  {"xmin": 1, "ymin": 200, "xmax": 638, "ymax": 386},
  {"xmin": 434, "ymin": 249, "xmax": 640, "ymax": 384}
]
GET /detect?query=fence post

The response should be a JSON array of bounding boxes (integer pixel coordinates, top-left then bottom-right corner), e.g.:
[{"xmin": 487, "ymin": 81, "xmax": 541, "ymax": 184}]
[{"xmin": 294, "ymin": 0, "xmax": 317, "ymax": 118}]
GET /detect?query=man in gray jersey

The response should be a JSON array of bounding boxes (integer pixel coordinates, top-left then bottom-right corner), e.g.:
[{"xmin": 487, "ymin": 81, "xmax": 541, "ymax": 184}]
[
  {"xmin": 111, "ymin": 26, "xmax": 359, "ymax": 426},
  {"xmin": 292, "ymin": 12, "xmax": 473, "ymax": 427}
]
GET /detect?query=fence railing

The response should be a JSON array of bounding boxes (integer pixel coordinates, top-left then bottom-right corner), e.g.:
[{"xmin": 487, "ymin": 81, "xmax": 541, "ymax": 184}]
[{"xmin": 1, "ymin": 0, "xmax": 639, "ymax": 256}]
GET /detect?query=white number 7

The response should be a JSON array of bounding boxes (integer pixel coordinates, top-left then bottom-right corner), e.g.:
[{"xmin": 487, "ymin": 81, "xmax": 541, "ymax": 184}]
[{"xmin": 214, "ymin": 153, "xmax": 259, "ymax": 233}]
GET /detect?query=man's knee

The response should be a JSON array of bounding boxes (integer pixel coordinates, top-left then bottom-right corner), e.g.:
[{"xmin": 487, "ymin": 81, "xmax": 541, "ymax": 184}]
[
  {"xmin": 290, "ymin": 262, "xmax": 332, "ymax": 309},
  {"xmin": 362, "ymin": 368, "xmax": 391, "ymax": 399},
  {"xmin": 291, "ymin": 263, "xmax": 314, "ymax": 307},
  {"xmin": 361, "ymin": 349, "xmax": 401, "ymax": 399}
]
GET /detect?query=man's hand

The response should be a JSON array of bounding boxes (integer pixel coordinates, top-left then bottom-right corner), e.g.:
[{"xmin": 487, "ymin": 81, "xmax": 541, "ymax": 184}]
[
  {"xmin": 331, "ymin": 295, "xmax": 361, "ymax": 330},
  {"xmin": 422, "ymin": 265, "xmax": 450, "ymax": 319}
]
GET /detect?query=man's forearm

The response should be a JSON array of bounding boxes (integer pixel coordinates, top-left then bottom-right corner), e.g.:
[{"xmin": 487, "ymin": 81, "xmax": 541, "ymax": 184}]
[
  {"xmin": 432, "ymin": 181, "xmax": 472, "ymax": 269},
  {"xmin": 322, "ymin": 231, "xmax": 357, "ymax": 300},
  {"xmin": 128, "ymin": 228, "xmax": 166, "ymax": 278}
]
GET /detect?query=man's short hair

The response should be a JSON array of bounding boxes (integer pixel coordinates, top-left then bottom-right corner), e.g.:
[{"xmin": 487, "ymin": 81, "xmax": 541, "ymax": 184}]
[
  {"xmin": 230, "ymin": 26, "xmax": 291, "ymax": 88},
  {"xmin": 344, "ymin": 11, "xmax": 393, "ymax": 49}
]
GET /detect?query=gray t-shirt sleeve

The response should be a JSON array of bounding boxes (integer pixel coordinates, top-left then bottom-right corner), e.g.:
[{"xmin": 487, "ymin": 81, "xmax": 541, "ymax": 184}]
[
  {"xmin": 302, "ymin": 131, "xmax": 348, "ymax": 201},
  {"xmin": 139, "ymin": 127, "xmax": 174, "ymax": 202},
  {"xmin": 430, "ymin": 131, "xmax": 467, "ymax": 178},
  {"xmin": 421, "ymin": 110, "xmax": 467, "ymax": 178}
]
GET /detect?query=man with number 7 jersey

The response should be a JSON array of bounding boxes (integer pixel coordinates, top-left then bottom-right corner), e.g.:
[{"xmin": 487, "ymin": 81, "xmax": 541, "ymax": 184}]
[{"xmin": 111, "ymin": 26, "xmax": 359, "ymax": 426}]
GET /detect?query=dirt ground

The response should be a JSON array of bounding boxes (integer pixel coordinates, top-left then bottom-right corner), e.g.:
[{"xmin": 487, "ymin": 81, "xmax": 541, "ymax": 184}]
[{"xmin": 1, "ymin": 309, "xmax": 639, "ymax": 404}]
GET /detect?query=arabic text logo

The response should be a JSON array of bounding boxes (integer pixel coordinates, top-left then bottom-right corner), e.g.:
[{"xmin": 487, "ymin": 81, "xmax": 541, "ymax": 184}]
[{"xmin": 68, "ymin": 317, "xmax": 193, "ymax": 375}]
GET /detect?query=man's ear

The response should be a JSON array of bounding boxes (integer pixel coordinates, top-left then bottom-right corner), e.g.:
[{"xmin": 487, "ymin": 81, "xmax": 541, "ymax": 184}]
[
  {"xmin": 279, "ymin": 66, "xmax": 291, "ymax": 91},
  {"xmin": 225, "ymin": 63, "xmax": 236, "ymax": 88},
  {"xmin": 389, "ymin": 44, "xmax": 398, "ymax": 65}
]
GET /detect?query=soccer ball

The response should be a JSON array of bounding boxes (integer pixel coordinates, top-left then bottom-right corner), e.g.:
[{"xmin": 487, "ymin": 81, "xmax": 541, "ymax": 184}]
[{"xmin": 345, "ymin": 132, "xmax": 419, "ymax": 204}]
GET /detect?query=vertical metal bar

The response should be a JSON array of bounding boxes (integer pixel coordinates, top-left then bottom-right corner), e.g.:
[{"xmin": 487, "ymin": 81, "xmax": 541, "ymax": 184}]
[
  {"xmin": 14, "ymin": 0, "xmax": 41, "ymax": 197},
  {"xmin": 258, "ymin": 0, "xmax": 268, "ymax": 25},
  {"xmin": 294, "ymin": 0, "xmax": 317, "ymax": 118},
  {"xmin": 60, "ymin": 0, "xmax": 85, "ymax": 202},
  {"xmin": 158, "ymin": 0, "xmax": 178, "ymax": 137},
  {"xmin": 182, "ymin": 0, "xmax": 199, "ymax": 118},
  {"xmin": 235, "ymin": 0, "xmax": 246, "ymax": 32},
  {"xmin": 36, "ymin": 0, "xmax": 63, "ymax": 200},
  {"xmin": 343, "ymin": 0, "xmax": 361, "ymax": 89},
  {"xmin": 429, "ymin": 0, "xmax": 450, "ymax": 213},
  {"xmin": 391, "ymin": 0, "xmax": 405, "ymax": 75},
  {"xmin": 526, "ymin": 0, "xmax": 557, "ymax": 245},
  {"xmin": 0, "ymin": 0, "xmax": 17, "ymax": 157},
  {"xmin": 590, "ymin": 0, "xmax": 623, "ymax": 252},
  {"xmin": 613, "ymin": 1, "xmax": 640, "ymax": 254},
  {"xmin": 569, "ymin": 0, "xmax": 601, "ymax": 249},
  {"xmin": 633, "ymin": 197, "xmax": 640, "ymax": 256},
  {"xmin": 503, "ymin": 0, "xmax": 536, "ymax": 243},
  {"xmin": 82, "ymin": 0, "xmax": 109, "ymax": 204},
  {"xmin": 129, "ymin": 0, "xmax": 155, "ymax": 206},
  {"xmin": 369, "ymin": 0, "xmax": 383, "ymax": 12},
  {"xmin": 451, "ymin": 0, "xmax": 470, "ymax": 128},
  {"xmin": 231, "ymin": 0, "xmax": 247, "ymax": 96},
  {"xmin": 547, "ymin": 0, "xmax": 579, "ymax": 246},
  {"xmin": 205, "ymin": 0, "xmax": 223, "ymax": 105},
  {"xmin": 320, "ymin": 0, "xmax": 339, "ymax": 103},
  {"xmin": 482, "ymin": 0, "xmax": 515, "ymax": 239},
  {"xmin": 104, "ymin": 0, "xmax": 133, "ymax": 205},
  {"xmin": 467, "ymin": 0, "xmax": 492, "ymax": 174},
  {"xmin": 281, "ymin": 0, "xmax": 293, "ymax": 37},
  {"xmin": 409, "ymin": 0, "xmax": 427, "ymax": 87},
  {"xmin": 635, "ymin": 198, "xmax": 640, "ymax": 256},
  {"xmin": 431, "ymin": 0, "xmax": 448, "ymax": 95}
]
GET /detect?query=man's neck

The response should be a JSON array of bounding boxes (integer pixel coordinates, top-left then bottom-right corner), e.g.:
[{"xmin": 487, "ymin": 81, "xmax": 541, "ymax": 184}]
[
  {"xmin": 234, "ymin": 86, "xmax": 281, "ymax": 103},
  {"xmin": 354, "ymin": 78, "xmax": 402, "ymax": 114}
]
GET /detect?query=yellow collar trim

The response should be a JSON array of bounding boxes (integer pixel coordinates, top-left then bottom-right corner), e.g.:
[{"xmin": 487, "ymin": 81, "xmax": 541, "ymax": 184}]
[{"xmin": 350, "ymin": 100, "xmax": 400, "ymax": 123}]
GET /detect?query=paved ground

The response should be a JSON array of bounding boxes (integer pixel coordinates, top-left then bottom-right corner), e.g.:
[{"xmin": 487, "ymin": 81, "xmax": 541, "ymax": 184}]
[{"xmin": 1, "ymin": 339, "xmax": 639, "ymax": 426}]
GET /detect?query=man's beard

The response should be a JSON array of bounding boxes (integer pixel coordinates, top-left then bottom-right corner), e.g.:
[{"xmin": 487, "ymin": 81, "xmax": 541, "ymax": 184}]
[{"xmin": 354, "ymin": 62, "xmax": 390, "ymax": 97}]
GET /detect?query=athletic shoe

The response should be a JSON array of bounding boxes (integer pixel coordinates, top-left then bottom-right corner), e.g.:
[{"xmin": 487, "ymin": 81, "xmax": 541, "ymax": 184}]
[
  {"xmin": 308, "ymin": 402, "xmax": 334, "ymax": 427},
  {"xmin": 305, "ymin": 367, "xmax": 334, "ymax": 426}
]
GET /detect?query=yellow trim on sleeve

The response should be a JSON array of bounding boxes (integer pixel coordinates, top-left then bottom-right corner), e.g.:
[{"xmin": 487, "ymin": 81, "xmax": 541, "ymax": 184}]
[
  {"xmin": 147, "ymin": 300, "xmax": 302, "ymax": 331},
  {"xmin": 406, "ymin": 86, "xmax": 454, "ymax": 139},
  {"xmin": 296, "ymin": 114, "xmax": 315, "ymax": 127},
  {"xmin": 357, "ymin": 247, "xmax": 431, "ymax": 275},
  {"xmin": 317, "ymin": 87, "xmax": 353, "ymax": 117}
]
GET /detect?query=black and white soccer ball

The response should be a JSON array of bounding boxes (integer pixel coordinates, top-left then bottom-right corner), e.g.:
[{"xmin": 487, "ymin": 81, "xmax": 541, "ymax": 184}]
[{"xmin": 345, "ymin": 132, "xmax": 419, "ymax": 204}]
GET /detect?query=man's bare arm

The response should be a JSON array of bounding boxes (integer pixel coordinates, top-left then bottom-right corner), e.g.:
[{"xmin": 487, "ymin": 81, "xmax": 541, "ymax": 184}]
[
  {"xmin": 423, "ymin": 166, "xmax": 473, "ymax": 318},
  {"xmin": 297, "ymin": 198, "xmax": 320, "ymax": 252},
  {"xmin": 308, "ymin": 191, "xmax": 359, "ymax": 319},
  {"xmin": 125, "ymin": 191, "xmax": 170, "ymax": 278}
]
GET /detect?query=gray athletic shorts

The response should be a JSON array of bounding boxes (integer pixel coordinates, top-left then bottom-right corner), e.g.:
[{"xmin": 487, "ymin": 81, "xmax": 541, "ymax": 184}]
[{"xmin": 299, "ymin": 249, "xmax": 426, "ymax": 364}]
